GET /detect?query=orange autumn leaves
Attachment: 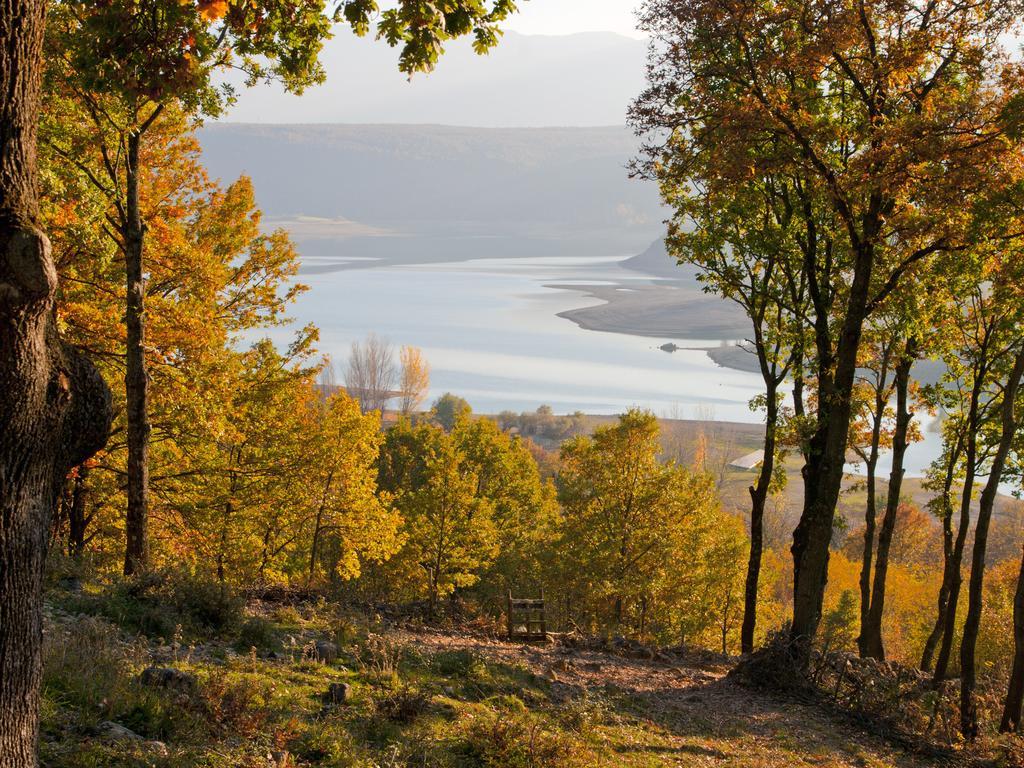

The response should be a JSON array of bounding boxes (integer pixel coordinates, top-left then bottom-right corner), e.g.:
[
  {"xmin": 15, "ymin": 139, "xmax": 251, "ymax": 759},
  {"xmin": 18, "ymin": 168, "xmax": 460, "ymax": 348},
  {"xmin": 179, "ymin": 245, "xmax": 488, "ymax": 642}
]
[{"xmin": 188, "ymin": 0, "xmax": 228, "ymax": 22}]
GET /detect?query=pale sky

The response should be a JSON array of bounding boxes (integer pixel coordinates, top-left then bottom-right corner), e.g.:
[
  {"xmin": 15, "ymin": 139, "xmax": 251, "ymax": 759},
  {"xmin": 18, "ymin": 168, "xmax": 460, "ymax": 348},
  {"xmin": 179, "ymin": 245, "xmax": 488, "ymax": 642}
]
[{"xmin": 503, "ymin": 0, "xmax": 645, "ymax": 39}]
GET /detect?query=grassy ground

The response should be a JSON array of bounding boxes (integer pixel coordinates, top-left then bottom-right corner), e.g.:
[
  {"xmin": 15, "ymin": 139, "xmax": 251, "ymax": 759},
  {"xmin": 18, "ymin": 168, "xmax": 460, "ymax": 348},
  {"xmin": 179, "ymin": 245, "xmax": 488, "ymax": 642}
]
[{"xmin": 39, "ymin": 587, "xmax": 1002, "ymax": 768}]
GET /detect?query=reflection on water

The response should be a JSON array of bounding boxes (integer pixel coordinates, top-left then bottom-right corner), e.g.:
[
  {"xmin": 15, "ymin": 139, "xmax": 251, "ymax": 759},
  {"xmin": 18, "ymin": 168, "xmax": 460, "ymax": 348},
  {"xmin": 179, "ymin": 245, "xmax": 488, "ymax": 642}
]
[{"xmin": 260, "ymin": 253, "xmax": 944, "ymax": 477}]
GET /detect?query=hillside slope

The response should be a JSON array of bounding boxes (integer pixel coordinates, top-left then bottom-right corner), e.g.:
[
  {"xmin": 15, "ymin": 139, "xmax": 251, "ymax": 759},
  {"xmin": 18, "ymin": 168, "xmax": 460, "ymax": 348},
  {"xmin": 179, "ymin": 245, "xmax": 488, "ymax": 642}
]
[{"xmin": 41, "ymin": 600, "xmax": 965, "ymax": 768}]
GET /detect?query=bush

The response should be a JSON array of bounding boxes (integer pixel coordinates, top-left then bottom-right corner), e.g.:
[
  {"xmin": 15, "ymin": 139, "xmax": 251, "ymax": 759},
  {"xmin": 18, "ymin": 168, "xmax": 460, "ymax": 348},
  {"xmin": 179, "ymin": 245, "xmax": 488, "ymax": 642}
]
[
  {"xmin": 456, "ymin": 711, "xmax": 580, "ymax": 768},
  {"xmin": 68, "ymin": 570, "xmax": 243, "ymax": 640},
  {"xmin": 432, "ymin": 649, "xmax": 485, "ymax": 679},
  {"xmin": 356, "ymin": 633, "xmax": 404, "ymax": 687},
  {"xmin": 292, "ymin": 721, "xmax": 363, "ymax": 767},
  {"xmin": 373, "ymin": 685, "xmax": 430, "ymax": 723},
  {"xmin": 235, "ymin": 617, "xmax": 279, "ymax": 653},
  {"xmin": 199, "ymin": 673, "xmax": 274, "ymax": 738}
]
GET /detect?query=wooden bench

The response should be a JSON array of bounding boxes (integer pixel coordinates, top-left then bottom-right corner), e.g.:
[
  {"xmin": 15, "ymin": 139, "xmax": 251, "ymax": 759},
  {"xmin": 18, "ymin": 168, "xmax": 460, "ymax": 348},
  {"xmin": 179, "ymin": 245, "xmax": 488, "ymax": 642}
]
[{"xmin": 507, "ymin": 590, "xmax": 547, "ymax": 642}]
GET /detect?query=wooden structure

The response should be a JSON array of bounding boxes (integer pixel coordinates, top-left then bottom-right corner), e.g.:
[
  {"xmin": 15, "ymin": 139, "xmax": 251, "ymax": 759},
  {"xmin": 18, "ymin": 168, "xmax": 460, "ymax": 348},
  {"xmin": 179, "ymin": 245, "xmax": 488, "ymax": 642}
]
[{"xmin": 507, "ymin": 590, "xmax": 547, "ymax": 642}]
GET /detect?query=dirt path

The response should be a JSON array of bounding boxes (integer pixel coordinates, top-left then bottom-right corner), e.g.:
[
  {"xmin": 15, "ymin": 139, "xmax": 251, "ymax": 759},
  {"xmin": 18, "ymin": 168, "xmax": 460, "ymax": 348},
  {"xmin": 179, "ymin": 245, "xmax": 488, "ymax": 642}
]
[{"xmin": 395, "ymin": 628, "xmax": 963, "ymax": 767}]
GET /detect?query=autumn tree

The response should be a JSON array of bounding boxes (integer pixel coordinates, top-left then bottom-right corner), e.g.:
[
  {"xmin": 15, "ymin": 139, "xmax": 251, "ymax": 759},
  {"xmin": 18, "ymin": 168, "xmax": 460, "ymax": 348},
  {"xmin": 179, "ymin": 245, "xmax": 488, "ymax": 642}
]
[
  {"xmin": 452, "ymin": 416, "xmax": 560, "ymax": 603},
  {"xmin": 46, "ymin": 0, "xmax": 520, "ymax": 576},
  {"xmin": 175, "ymin": 340, "xmax": 401, "ymax": 587},
  {"xmin": 399, "ymin": 345, "xmax": 430, "ymax": 415},
  {"xmin": 958, "ymin": 249, "xmax": 1024, "ymax": 738},
  {"xmin": 42, "ymin": 111, "xmax": 306, "ymax": 575},
  {"xmin": 657, "ymin": 168, "xmax": 807, "ymax": 653},
  {"xmin": 377, "ymin": 419, "xmax": 498, "ymax": 612},
  {"xmin": 556, "ymin": 409, "xmax": 743, "ymax": 642},
  {"xmin": 0, "ymin": 0, "xmax": 111, "ymax": 762},
  {"xmin": 854, "ymin": 296, "xmax": 929, "ymax": 660},
  {"xmin": 924, "ymin": 251, "xmax": 1024, "ymax": 692},
  {"xmin": 633, "ymin": 0, "xmax": 1024, "ymax": 660}
]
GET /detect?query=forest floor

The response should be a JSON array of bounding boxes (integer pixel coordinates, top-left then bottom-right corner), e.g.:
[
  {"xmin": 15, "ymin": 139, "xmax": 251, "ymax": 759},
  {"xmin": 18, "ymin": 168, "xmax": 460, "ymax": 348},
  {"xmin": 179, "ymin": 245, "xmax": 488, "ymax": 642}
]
[{"xmin": 38, "ymin": 589, "xmax": 1004, "ymax": 768}]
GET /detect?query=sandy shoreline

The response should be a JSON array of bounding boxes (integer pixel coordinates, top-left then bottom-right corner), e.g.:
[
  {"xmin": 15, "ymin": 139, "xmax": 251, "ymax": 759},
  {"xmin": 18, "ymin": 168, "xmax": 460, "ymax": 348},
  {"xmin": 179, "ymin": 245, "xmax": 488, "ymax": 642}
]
[{"xmin": 551, "ymin": 239, "xmax": 759, "ymax": 372}]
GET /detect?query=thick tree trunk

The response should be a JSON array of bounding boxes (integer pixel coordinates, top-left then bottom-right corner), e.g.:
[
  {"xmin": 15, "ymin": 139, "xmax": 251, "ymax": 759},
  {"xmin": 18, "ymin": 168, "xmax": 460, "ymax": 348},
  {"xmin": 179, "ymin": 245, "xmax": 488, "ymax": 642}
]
[
  {"xmin": 1000, "ymin": 544, "xmax": 1024, "ymax": 733},
  {"xmin": 741, "ymin": 382, "xmax": 777, "ymax": 654},
  {"xmin": 790, "ymin": 245, "xmax": 875, "ymax": 657},
  {"xmin": 960, "ymin": 348, "xmax": 1024, "ymax": 740},
  {"xmin": 0, "ymin": 1, "xmax": 112, "ymax": 762},
  {"xmin": 860, "ymin": 343, "xmax": 915, "ymax": 660},
  {"xmin": 123, "ymin": 131, "xmax": 150, "ymax": 576}
]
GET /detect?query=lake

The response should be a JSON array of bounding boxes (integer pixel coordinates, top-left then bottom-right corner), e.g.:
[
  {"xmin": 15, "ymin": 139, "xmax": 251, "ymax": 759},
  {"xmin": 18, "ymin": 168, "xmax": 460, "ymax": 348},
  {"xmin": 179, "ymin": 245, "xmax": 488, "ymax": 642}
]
[{"xmin": 264, "ymin": 251, "xmax": 945, "ymax": 477}]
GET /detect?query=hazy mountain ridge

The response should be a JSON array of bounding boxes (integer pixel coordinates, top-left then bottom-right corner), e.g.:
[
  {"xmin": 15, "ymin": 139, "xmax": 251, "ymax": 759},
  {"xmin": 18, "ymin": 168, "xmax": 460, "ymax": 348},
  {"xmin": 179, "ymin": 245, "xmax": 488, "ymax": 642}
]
[
  {"xmin": 216, "ymin": 31, "xmax": 648, "ymax": 127},
  {"xmin": 197, "ymin": 122, "xmax": 666, "ymax": 262}
]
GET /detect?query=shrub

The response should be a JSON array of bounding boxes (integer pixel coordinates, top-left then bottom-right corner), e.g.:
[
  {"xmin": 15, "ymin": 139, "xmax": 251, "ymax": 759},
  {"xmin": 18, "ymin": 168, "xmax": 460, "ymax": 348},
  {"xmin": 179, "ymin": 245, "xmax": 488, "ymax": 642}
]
[
  {"xmin": 356, "ymin": 633, "xmax": 404, "ymax": 687},
  {"xmin": 456, "ymin": 711, "xmax": 580, "ymax": 768},
  {"xmin": 235, "ymin": 617, "xmax": 279, "ymax": 653},
  {"xmin": 67, "ymin": 570, "xmax": 243, "ymax": 640},
  {"xmin": 373, "ymin": 685, "xmax": 430, "ymax": 723},
  {"xmin": 482, "ymin": 694, "xmax": 528, "ymax": 714},
  {"xmin": 199, "ymin": 673, "xmax": 273, "ymax": 737},
  {"xmin": 432, "ymin": 649, "xmax": 485, "ymax": 679},
  {"xmin": 291, "ymin": 721, "xmax": 363, "ymax": 767}
]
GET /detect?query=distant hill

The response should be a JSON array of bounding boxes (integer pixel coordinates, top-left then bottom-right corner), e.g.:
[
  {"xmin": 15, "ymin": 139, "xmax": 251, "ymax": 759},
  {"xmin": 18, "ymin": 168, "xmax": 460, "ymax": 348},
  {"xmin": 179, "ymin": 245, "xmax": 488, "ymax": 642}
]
[
  {"xmin": 215, "ymin": 31, "xmax": 647, "ymax": 127},
  {"xmin": 197, "ymin": 123, "xmax": 666, "ymax": 263}
]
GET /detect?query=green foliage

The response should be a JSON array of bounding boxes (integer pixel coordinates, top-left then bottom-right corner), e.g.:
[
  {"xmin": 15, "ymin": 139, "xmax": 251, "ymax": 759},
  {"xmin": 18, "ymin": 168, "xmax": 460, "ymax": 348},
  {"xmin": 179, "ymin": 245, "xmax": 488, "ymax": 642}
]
[
  {"xmin": 820, "ymin": 590, "xmax": 858, "ymax": 653},
  {"xmin": 556, "ymin": 409, "xmax": 747, "ymax": 645},
  {"xmin": 431, "ymin": 649, "xmax": 486, "ymax": 679},
  {"xmin": 65, "ymin": 571, "xmax": 243, "ymax": 641},
  {"xmin": 431, "ymin": 392, "xmax": 472, "ymax": 431},
  {"xmin": 234, "ymin": 617, "xmax": 279, "ymax": 653},
  {"xmin": 372, "ymin": 415, "xmax": 558, "ymax": 610},
  {"xmin": 456, "ymin": 709, "xmax": 581, "ymax": 768},
  {"xmin": 345, "ymin": 0, "xmax": 520, "ymax": 74}
]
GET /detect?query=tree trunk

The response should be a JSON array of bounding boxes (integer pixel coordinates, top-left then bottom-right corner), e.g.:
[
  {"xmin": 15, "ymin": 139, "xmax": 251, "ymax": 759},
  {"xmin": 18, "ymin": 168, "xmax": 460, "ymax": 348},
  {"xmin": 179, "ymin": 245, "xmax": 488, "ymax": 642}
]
[
  {"xmin": 960, "ymin": 348, "xmax": 1024, "ymax": 740},
  {"xmin": 308, "ymin": 471, "xmax": 333, "ymax": 585},
  {"xmin": 0, "ymin": 1, "xmax": 112, "ymax": 762},
  {"xmin": 856, "ymin": 384, "xmax": 886, "ymax": 657},
  {"xmin": 790, "ymin": 244, "xmax": 875, "ymax": 657},
  {"xmin": 741, "ymin": 381, "xmax": 777, "ymax": 654},
  {"xmin": 216, "ymin": 500, "xmax": 232, "ymax": 584},
  {"xmin": 722, "ymin": 588, "xmax": 732, "ymax": 655},
  {"xmin": 861, "ymin": 341, "xmax": 915, "ymax": 660},
  {"xmin": 68, "ymin": 464, "xmax": 91, "ymax": 559},
  {"xmin": 999, "ymin": 543, "xmax": 1024, "ymax": 733},
  {"xmin": 933, "ymin": 377, "xmax": 985, "ymax": 682},
  {"xmin": 920, "ymin": 430, "xmax": 962, "ymax": 672},
  {"xmin": 123, "ymin": 130, "xmax": 150, "ymax": 576}
]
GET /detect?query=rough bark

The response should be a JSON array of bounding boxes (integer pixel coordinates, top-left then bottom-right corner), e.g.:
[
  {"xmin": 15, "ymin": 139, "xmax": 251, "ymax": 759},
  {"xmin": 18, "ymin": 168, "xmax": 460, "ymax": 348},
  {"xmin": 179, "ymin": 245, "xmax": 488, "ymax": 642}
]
[
  {"xmin": 860, "ymin": 341, "xmax": 915, "ymax": 660},
  {"xmin": 960, "ymin": 347, "xmax": 1024, "ymax": 739},
  {"xmin": 0, "ymin": 0, "xmax": 112, "ymax": 762},
  {"xmin": 1000, "ymin": 543, "xmax": 1024, "ymax": 733},
  {"xmin": 790, "ymin": 243, "xmax": 876, "ymax": 656},
  {"xmin": 123, "ymin": 130, "xmax": 150, "ymax": 576}
]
